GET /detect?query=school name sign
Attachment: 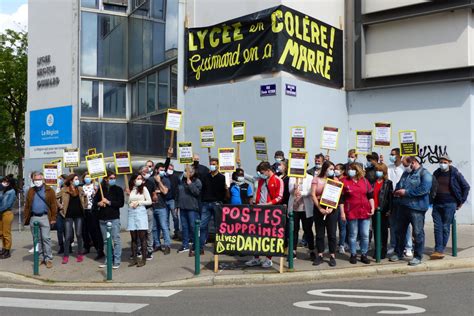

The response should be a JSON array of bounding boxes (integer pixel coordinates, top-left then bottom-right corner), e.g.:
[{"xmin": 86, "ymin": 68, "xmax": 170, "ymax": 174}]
[{"xmin": 185, "ymin": 5, "xmax": 343, "ymax": 88}]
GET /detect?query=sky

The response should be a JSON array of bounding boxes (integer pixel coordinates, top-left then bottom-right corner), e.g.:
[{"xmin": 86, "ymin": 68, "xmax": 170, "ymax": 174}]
[{"xmin": 0, "ymin": 0, "xmax": 28, "ymax": 33}]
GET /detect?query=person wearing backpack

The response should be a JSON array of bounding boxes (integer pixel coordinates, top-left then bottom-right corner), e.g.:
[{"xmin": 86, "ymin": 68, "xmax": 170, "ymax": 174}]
[
  {"xmin": 390, "ymin": 157, "xmax": 432, "ymax": 266},
  {"xmin": 430, "ymin": 154, "xmax": 470, "ymax": 260},
  {"xmin": 229, "ymin": 168, "xmax": 253, "ymax": 205}
]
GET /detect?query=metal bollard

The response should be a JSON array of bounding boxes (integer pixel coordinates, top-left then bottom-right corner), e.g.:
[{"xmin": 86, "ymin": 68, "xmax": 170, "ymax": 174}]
[
  {"xmin": 288, "ymin": 212, "xmax": 294, "ymax": 270},
  {"xmin": 375, "ymin": 208, "xmax": 381, "ymax": 263},
  {"xmin": 452, "ymin": 215, "xmax": 457, "ymax": 257},
  {"xmin": 194, "ymin": 219, "xmax": 201, "ymax": 276},
  {"xmin": 106, "ymin": 222, "xmax": 113, "ymax": 281},
  {"xmin": 33, "ymin": 221, "xmax": 39, "ymax": 276}
]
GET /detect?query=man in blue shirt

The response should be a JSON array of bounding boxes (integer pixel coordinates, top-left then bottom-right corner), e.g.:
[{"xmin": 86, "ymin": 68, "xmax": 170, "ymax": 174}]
[{"xmin": 229, "ymin": 168, "xmax": 253, "ymax": 205}]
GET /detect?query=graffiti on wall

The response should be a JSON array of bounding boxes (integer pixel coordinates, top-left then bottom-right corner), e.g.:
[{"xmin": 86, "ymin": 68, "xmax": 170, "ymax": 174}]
[{"xmin": 417, "ymin": 145, "xmax": 448, "ymax": 164}]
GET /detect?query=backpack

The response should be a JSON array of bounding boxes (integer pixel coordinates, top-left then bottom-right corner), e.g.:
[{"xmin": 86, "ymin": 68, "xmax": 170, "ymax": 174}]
[{"xmin": 422, "ymin": 168, "xmax": 438, "ymax": 204}]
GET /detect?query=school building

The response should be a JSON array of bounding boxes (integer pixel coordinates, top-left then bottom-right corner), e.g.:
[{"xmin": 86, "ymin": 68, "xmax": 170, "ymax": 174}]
[{"xmin": 26, "ymin": 0, "xmax": 473, "ymax": 223}]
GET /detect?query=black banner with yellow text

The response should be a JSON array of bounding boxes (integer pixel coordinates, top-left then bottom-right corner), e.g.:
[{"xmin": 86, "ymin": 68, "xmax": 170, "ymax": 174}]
[{"xmin": 185, "ymin": 5, "xmax": 343, "ymax": 88}]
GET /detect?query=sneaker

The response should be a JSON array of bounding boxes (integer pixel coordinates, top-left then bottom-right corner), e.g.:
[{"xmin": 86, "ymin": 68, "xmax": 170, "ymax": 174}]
[
  {"xmin": 95, "ymin": 252, "xmax": 105, "ymax": 261},
  {"xmin": 99, "ymin": 263, "xmax": 106, "ymax": 268},
  {"xmin": 45, "ymin": 260, "xmax": 53, "ymax": 269},
  {"xmin": 177, "ymin": 247, "xmax": 189, "ymax": 253},
  {"xmin": 76, "ymin": 255, "xmax": 84, "ymax": 263},
  {"xmin": 430, "ymin": 252, "xmax": 445, "ymax": 260},
  {"xmin": 29, "ymin": 245, "xmax": 39, "ymax": 253},
  {"xmin": 261, "ymin": 258, "xmax": 273, "ymax": 268},
  {"xmin": 164, "ymin": 246, "xmax": 171, "ymax": 255},
  {"xmin": 245, "ymin": 258, "xmax": 261, "ymax": 267},
  {"xmin": 404, "ymin": 249, "xmax": 413, "ymax": 257},
  {"xmin": 338, "ymin": 245, "xmax": 345, "ymax": 254},
  {"xmin": 309, "ymin": 252, "xmax": 316, "ymax": 261},
  {"xmin": 329, "ymin": 256, "xmax": 337, "ymax": 267},
  {"xmin": 146, "ymin": 252, "xmax": 153, "ymax": 261},
  {"xmin": 361, "ymin": 255, "xmax": 370, "ymax": 264},
  {"xmin": 112, "ymin": 264, "xmax": 120, "ymax": 270},
  {"xmin": 62, "ymin": 256, "xmax": 69, "ymax": 264},
  {"xmin": 408, "ymin": 258, "xmax": 422, "ymax": 266},
  {"xmin": 387, "ymin": 247, "xmax": 394, "ymax": 255},
  {"xmin": 389, "ymin": 255, "xmax": 401, "ymax": 262},
  {"xmin": 172, "ymin": 232, "xmax": 180, "ymax": 241},
  {"xmin": 137, "ymin": 251, "xmax": 142, "ymax": 258},
  {"xmin": 312, "ymin": 255, "xmax": 323, "ymax": 266},
  {"xmin": 349, "ymin": 254, "xmax": 357, "ymax": 264}
]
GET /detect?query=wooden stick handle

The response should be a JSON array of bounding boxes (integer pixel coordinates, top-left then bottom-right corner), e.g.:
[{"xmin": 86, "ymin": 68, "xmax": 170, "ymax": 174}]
[
  {"xmin": 169, "ymin": 130, "xmax": 175, "ymax": 150},
  {"xmin": 99, "ymin": 179, "xmax": 104, "ymax": 200},
  {"xmin": 124, "ymin": 174, "xmax": 129, "ymax": 192}
]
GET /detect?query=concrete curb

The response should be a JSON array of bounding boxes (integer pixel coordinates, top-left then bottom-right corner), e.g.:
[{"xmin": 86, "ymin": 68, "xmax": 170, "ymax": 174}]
[{"xmin": 1, "ymin": 257, "xmax": 472, "ymax": 288}]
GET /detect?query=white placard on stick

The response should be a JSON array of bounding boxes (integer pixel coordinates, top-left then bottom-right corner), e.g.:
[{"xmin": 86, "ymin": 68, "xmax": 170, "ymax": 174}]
[
  {"xmin": 321, "ymin": 126, "xmax": 339, "ymax": 151},
  {"xmin": 165, "ymin": 109, "xmax": 183, "ymax": 131}
]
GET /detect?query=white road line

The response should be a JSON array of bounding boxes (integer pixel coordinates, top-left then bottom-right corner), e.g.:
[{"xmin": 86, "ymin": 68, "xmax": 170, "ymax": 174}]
[
  {"xmin": 0, "ymin": 297, "xmax": 147, "ymax": 313},
  {"xmin": 0, "ymin": 288, "xmax": 181, "ymax": 297}
]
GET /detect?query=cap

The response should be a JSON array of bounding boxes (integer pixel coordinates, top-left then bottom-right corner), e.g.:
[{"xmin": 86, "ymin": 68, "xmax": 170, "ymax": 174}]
[{"xmin": 439, "ymin": 154, "xmax": 452, "ymax": 162}]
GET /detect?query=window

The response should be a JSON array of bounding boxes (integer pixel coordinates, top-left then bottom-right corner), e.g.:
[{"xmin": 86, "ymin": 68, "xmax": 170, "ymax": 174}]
[
  {"xmin": 151, "ymin": 0, "xmax": 165, "ymax": 20},
  {"xmin": 103, "ymin": 82, "xmax": 126, "ymax": 118},
  {"xmin": 80, "ymin": 121, "xmax": 127, "ymax": 158},
  {"xmin": 147, "ymin": 73, "xmax": 156, "ymax": 113},
  {"xmin": 81, "ymin": 0, "xmax": 98, "ymax": 9},
  {"xmin": 165, "ymin": 0, "xmax": 178, "ymax": 53},
  {"xmin": 143, "ymin": 20, "xmax": 153, "ymax": 70},
  {"xmin": 132, "ymin": 82, "xmax": 138, "ymax": 117},
  {"xmin": 170, "ymin": 64, "xmax": 177, "ymax": 107},
  {"xmin": 158, "ymin": 67, "xmax": 169, "ymax": 109},
  {"xmin": 153, "ymin": 22, "xmax": 165, "ymax": 64},
  {"xmin": 80, "ymin": 80, "xmax": 99, "ymax": 117},
  {"xmin": 138, "ymin": 78, "xmax": 146, "ymax": 116}
]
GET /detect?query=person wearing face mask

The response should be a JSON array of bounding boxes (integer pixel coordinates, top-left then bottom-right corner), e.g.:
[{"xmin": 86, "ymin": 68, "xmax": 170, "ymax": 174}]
[
  {"xmin": 340, "ymin": 163, "xmax": 375, "ymax": 265},
  {"xmin": 279, "ymin": 161, "xmax": 291, "ymax": 206},
  {"xmin": 163, "ymin": 148, "xmax": 180, "ymax": 240},
  {"xmin": 246, "ymin": 161, "xmax": 284, "ymax": 268},
  {"xmin": 272, "ymin": 150, "xmax": 286, "ymax": 176},
  {"xmin": 307, "ymin": 153, "xmax": 325, "ymax": 177},
  {"xmin": 430, "ymin": 155, "xmax": 470, "ymax": 260},
  {"xmin": 54, "ymin": 174, "xmax": 70, "ymax": 255},
  {"xmin": 390, "ymin": 157, "xmax": 432, "ymax": 266},
  {"xmin": 196, "ymin": 158, "xmax": 228, "ymax": 257},
  {"xmin": 0, "ymin": 176, "xmax": 17, "ymax": 259},
  {"xmin": 364, "ymin": 152, "xmax": 379, "ymax": 186},
  {"xmin": 93, "ymin": 172, "xmax": 124, "ymax": 269},
  {"xmin": 311, "ymin": 161, "xmax": 339, "ymax": 267},
  {"xmin": 127, "ymin": 174, "xmax": 152, "ymax": 267},
  {"xmin": 151, "ymin": 163, "xmax": 172, "ymax": 255},
  {"xmin": 81, "ymin": 172, "xmax": 104, "ymax": 260},
  {"xmin": 344, "ymin": 149, "xmax": 363, "ymax": 173},
  {"xmin": 58, "ymin": 174, "xmax": 88, "ymax": 264},
  {"xmin": 24, "ymin": 171, "xmax": 58, "ymax": 268},
  {"xmin": 371, "ymin": 164, "xmax": 393, "ymax": 259},
  {"xmin": 176, "ymin": 165, "xmax": 202, "ymax": 253},
  {"xmin": 335, "ymin": 164, "xmax": 349, "ymax": 254},
  {"xmin": 139, "ymin": 165, "xmax": 156, "ymax": 262},
  {"xmin": 192, "ymin": 153, "xmax": 210, "ymax": 181},
  {"xmin": 229, "ymin": 168, "xmax": 253, "ymax": 205}
]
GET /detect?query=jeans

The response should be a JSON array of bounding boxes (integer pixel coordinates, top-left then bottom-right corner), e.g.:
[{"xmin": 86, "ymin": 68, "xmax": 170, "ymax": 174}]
[
  {"xmin": 389, "ymin": 204, "xmax": 413, "ymax": 251},
  {"xmin": 83, "ymin": 209, "xmax": 103, "ymax": 253},
  {"xmin": 167, "ymin": 200, "xmax": 179, "ymax": 233},
  {"xmin": 56, "ymin": 214, "xmax": 66, "ymax": 250},
  {"xmin": 337, "ymin": 208, "xmax": 348, "ymax": 247},
  {"xmin": 30, "ymin": 215, "xmax": 53, "ymax": 262},
  {"xmin": 396, "ymin": 207, "xmax": 426, "ymax": 260},
  {"xmin": 146, "ymin": 208, "xmax": 154, "ymax": 254},
  {"xmin": 432, "ymin": 202, "xmax": 457, "ymax": 253},
  {"xmin": 64, "ymin": 217, "xmax": 84, "ymax": 257},
  {"xmin": 180, "ymin": 209, "xmax": 198, "ymax": 249},
  {"xmin": 99, "ymin": 219, "xmax": 122, "ymax": 265},
  {"xmin": 153, "ymin": 200, "xmax": 178, "ymax": 245},
  {"xmin": 348, "ymin": 218, "xmax": 370, "ymax": 255},
  {"xmin": 314, "ymin": 209, "xmax": 338, "ymax": 254},
  {"xmin": 153, "ymin": 208, "xmax": 171, "ymax": 247},
  {"xmin": 200, "ymin": 202, "xmax": 217, "ymax": 247}
]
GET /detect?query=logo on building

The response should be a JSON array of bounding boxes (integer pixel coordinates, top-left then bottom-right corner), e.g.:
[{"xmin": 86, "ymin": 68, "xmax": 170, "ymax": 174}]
[{"xmin": 46, "ymin": 114, "xmax": 54, "ymax": 127}]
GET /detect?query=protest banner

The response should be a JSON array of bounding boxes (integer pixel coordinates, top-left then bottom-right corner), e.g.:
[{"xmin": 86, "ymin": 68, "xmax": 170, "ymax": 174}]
[
  {"xmin": 185, "ymin": 5, "xmax": 343, "ymax": 89},
  {"xmin": 374, "ymin": 122, "xmax": 391, "ymax": 147},
  {"xmin": 320, "ymin": 126, "xmax": 339, "ymax": 152},
  {"xmin": 113, "ymin": 151, "xmax": 132, "ymax": 191},
  {"xmin": 399, "ymin": 130, "xmax": 418, "ymax": 156},
  {"xmin": 253, "ymin": 136, "xmax": 268, "ymax": 161},
  {"xmin": 214, "ymin": 204, "xmax": 287, "ymax": 272},
  {"xmin": 86, "ymin": 153, "xmax": 107, "ymax": 198},
  {"xmin": 165, "ymin": 109, "xmax": 183, "ymax": 151},
  {"xmin": 50, "ymin": 159, "xmax": 62, "ymax": 178},
  {"xmin": 63, "ymin": 148, "xmax": 79, "ymax": 170},
  {"xmin": 356, "ymin": 130, "xmax": 373, "ymax": 155},
  {"xmin": 87, "ymin": 148, "xmax": 96, "ymax": 156},
  {"xmin": 218, "ymin": 148, "xmax": 236, "ymax": 173},
  {"xmin": 288, "ymin": 151, "xmax": 308, "ymax": 178},
  {"xmin": 200, "ymin": 126, "xmax": 215, "ymax": 163},
  {"xmin": 43, "ymin": 164, "xmax": 58, "ymax": 186},
  {"xmin": 319, "ymin": 179, "xmax": 344, "ymax": 209},
  {"xmin": 178, "ymin": 142, "xmax": 194, "ymax": 164},
  {"xmin": 290, "ymin": 126, "xmax": 306, "ymax": 150}
]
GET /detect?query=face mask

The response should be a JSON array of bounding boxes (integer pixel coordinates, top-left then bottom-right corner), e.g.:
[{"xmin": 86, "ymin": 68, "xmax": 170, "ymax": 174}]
[
  {"xmin": 210, "ymin": 165, "xmax": 217, "ymax": 172},
  {"xmin": 109, "ymin": 179, "xmax": 116, "ymax": 186},
  {"xmin": 348, "ymin": 157, "xmax": 355, "ymax": 163},
  {"xmin": 58, "ymin": 179, "xmax": 64, "ymax": 187},
  {"xmin": 193, "ymin": 160, "xmax": 199, "ymax": 166},
  {"xmin": 277, "ymin": 166, "xmax": 283, "ymax": 173},
  {"xmin": 84, "ymin": 177, "xmax": 92, "ymax": 184},
  {"xmin": 237, "ymin": 176, "xmax": 245, "ymax": 183},
  {"xmin": 376, "ymin": 171, "xmax": 384, "ymax": 178},
  {"xmin": 405, "ymin": 166, "xmax": 412, "ymax": 173},
  {"xmin": 366, "ymin": 161, "xmax": 373, "ymax": 168},
  {"xmin": 348, "ymin": 170, "xmax": 356, "ymax": 178},
  {"xmin": 275, "ymin": 158, "xmax": 282, "ymax": 163},
  {"xmin": 167, "ymin": 169, "xmax": 174, "ymax": 175},
  {"xmin": 159, "ymin": 170, "xmax": 166, "ymax": 177},
  {"xmin": 315, "ymin": 164, "xmax": 322, "ymax": 170},
  {"xmin": 73, "ymin": 180, "xmax": 80, "ymax": 187},
  {"xmin": 135, "ymin": 180, "xmax": 143, "ymax": 187},
  {"xmin": 34, "ymin": 180, "xmax": 43, "ymax": 188},
  {"xmin": 143, "ymin": 173, "xmax": 150, "ymax": 180},
  {"xmin": 334, "ymin": 170, "xmax": 341, "ymax": 177},
  {"xmin": 327, "ymin": 170, "xmax": 335, "ymax": 177},
  {"xmin": 1, "ymin": 182, "xmax": 7, "ymax": 187},
  {"xmin": 440, "ymin": 163, "xmax": 449, "ymax": 171},
  {"xmin": 389, "ymin": 155, "xmax": 397, "ymax": 163}
]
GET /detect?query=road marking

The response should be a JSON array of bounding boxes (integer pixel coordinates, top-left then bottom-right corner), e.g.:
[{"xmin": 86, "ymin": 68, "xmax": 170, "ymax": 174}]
[
  {"xmin": 0, "ymin": 288, "xmax": 181, "ymax": 297},
  {"xmin": 307, "ymin": 289, "xmax": 427, "ymax": 300},
  {"xmin": 293, "ymin": 300, "xmax": 426, "ymax": 314},
  {"xmin": 0, "ymin": 297, "xmax": 147, "ymax": 313}
]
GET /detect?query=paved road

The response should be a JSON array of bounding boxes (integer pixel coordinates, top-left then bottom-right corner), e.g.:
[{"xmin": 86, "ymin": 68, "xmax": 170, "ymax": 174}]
[{"xmin": 0, "ymin": 270, "xmax": 472, "ymax": 315}]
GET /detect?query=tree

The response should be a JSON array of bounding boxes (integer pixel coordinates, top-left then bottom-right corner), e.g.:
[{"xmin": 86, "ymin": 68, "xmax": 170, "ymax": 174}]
[{"xmin": 0, "ymin": 29, "xmax": 27, "ymax": 187}]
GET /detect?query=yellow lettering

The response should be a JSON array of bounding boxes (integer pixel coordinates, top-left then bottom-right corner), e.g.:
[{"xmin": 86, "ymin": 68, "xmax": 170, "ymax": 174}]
[
  {"xmin": 209, "ymin": 27, "xmax": 221, "ymax": 48},
  {"xmin": 222, "ymin": 25, "xmax": 231, "ymax": 44},
  {"xmin": 188, "ymin": 33, "xmax": 198, "ymax": 51},
  {"xmin": 196, "ymin": 29, "xmax": 208, "ymax": 49},
  {"xmin": 263, "ymin": 43, "xmax": 272, "ymax": 59},
  {"xmin": 324, "ymin": 55, "xmax": 333, "ymax": 79},
  {"xmin": 297, "ymin": 45, "xmax": 308, "ymax": 72},
  {"xmin": 271, "ymin": 10, "xmax": 283, "ymax": 33},
  {"xmin": 294, "ymin": 14, "xmax": 302, "ymax": 40},
  {"xmin": 284, "ymin": 11, "xmax": 294, "ymax": 37},
  {"xmin": 307, "ymin": 49, "xmax": 316, "ymax": 73},
  {"xmin": 302, "ymin": 16, "xmax": 310, "ymax": 43},
  {"xmin": 245, "ymin": 236, "xmax": 253, "ymax": 250},
  {"xmin": 320, "ymin": 25, "xmax": 328, "ymax": 48},
  {"xmin": 316, "ymin": 50, "xmax": 325, "ymax": 75},
  {"xmin": 276, "ymin": 239, "xmax": 284, "ymax": 253},
  {"xmin": 310, "ymin": 21, "xmax": 320, "ymax": 45},
  {"xmin": 232, "ymin": 22, "xmax": 244, "ymax": 41},
  {"xmin": 278, "ymin": 39, "xmax": 299, "ymax": 67},
  {"xmin": 237, "ymin": 235, "xmax": 245, "ymax": 251},
  {"xmin": 262, "ymin": 237, "xmax": 270, "ymax": 252}
]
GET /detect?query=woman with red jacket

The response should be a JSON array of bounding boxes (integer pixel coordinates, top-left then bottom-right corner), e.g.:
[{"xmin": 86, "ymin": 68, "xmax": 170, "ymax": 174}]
[{"xmin": 340, "ymin": 163, "xmax": 375, "ymax": 264}]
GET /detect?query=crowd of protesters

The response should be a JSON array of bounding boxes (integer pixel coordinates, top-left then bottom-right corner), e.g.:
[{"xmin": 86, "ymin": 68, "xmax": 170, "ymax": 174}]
[{"xmin": 0, "ymin": 146, "xmax": 469, "ymax": 270}]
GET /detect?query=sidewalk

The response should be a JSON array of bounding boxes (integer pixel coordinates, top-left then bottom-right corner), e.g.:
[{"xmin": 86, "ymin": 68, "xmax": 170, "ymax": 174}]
[{"xmin": 0, "ymin": 207, "xmax": 473, "ymax": 287}]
